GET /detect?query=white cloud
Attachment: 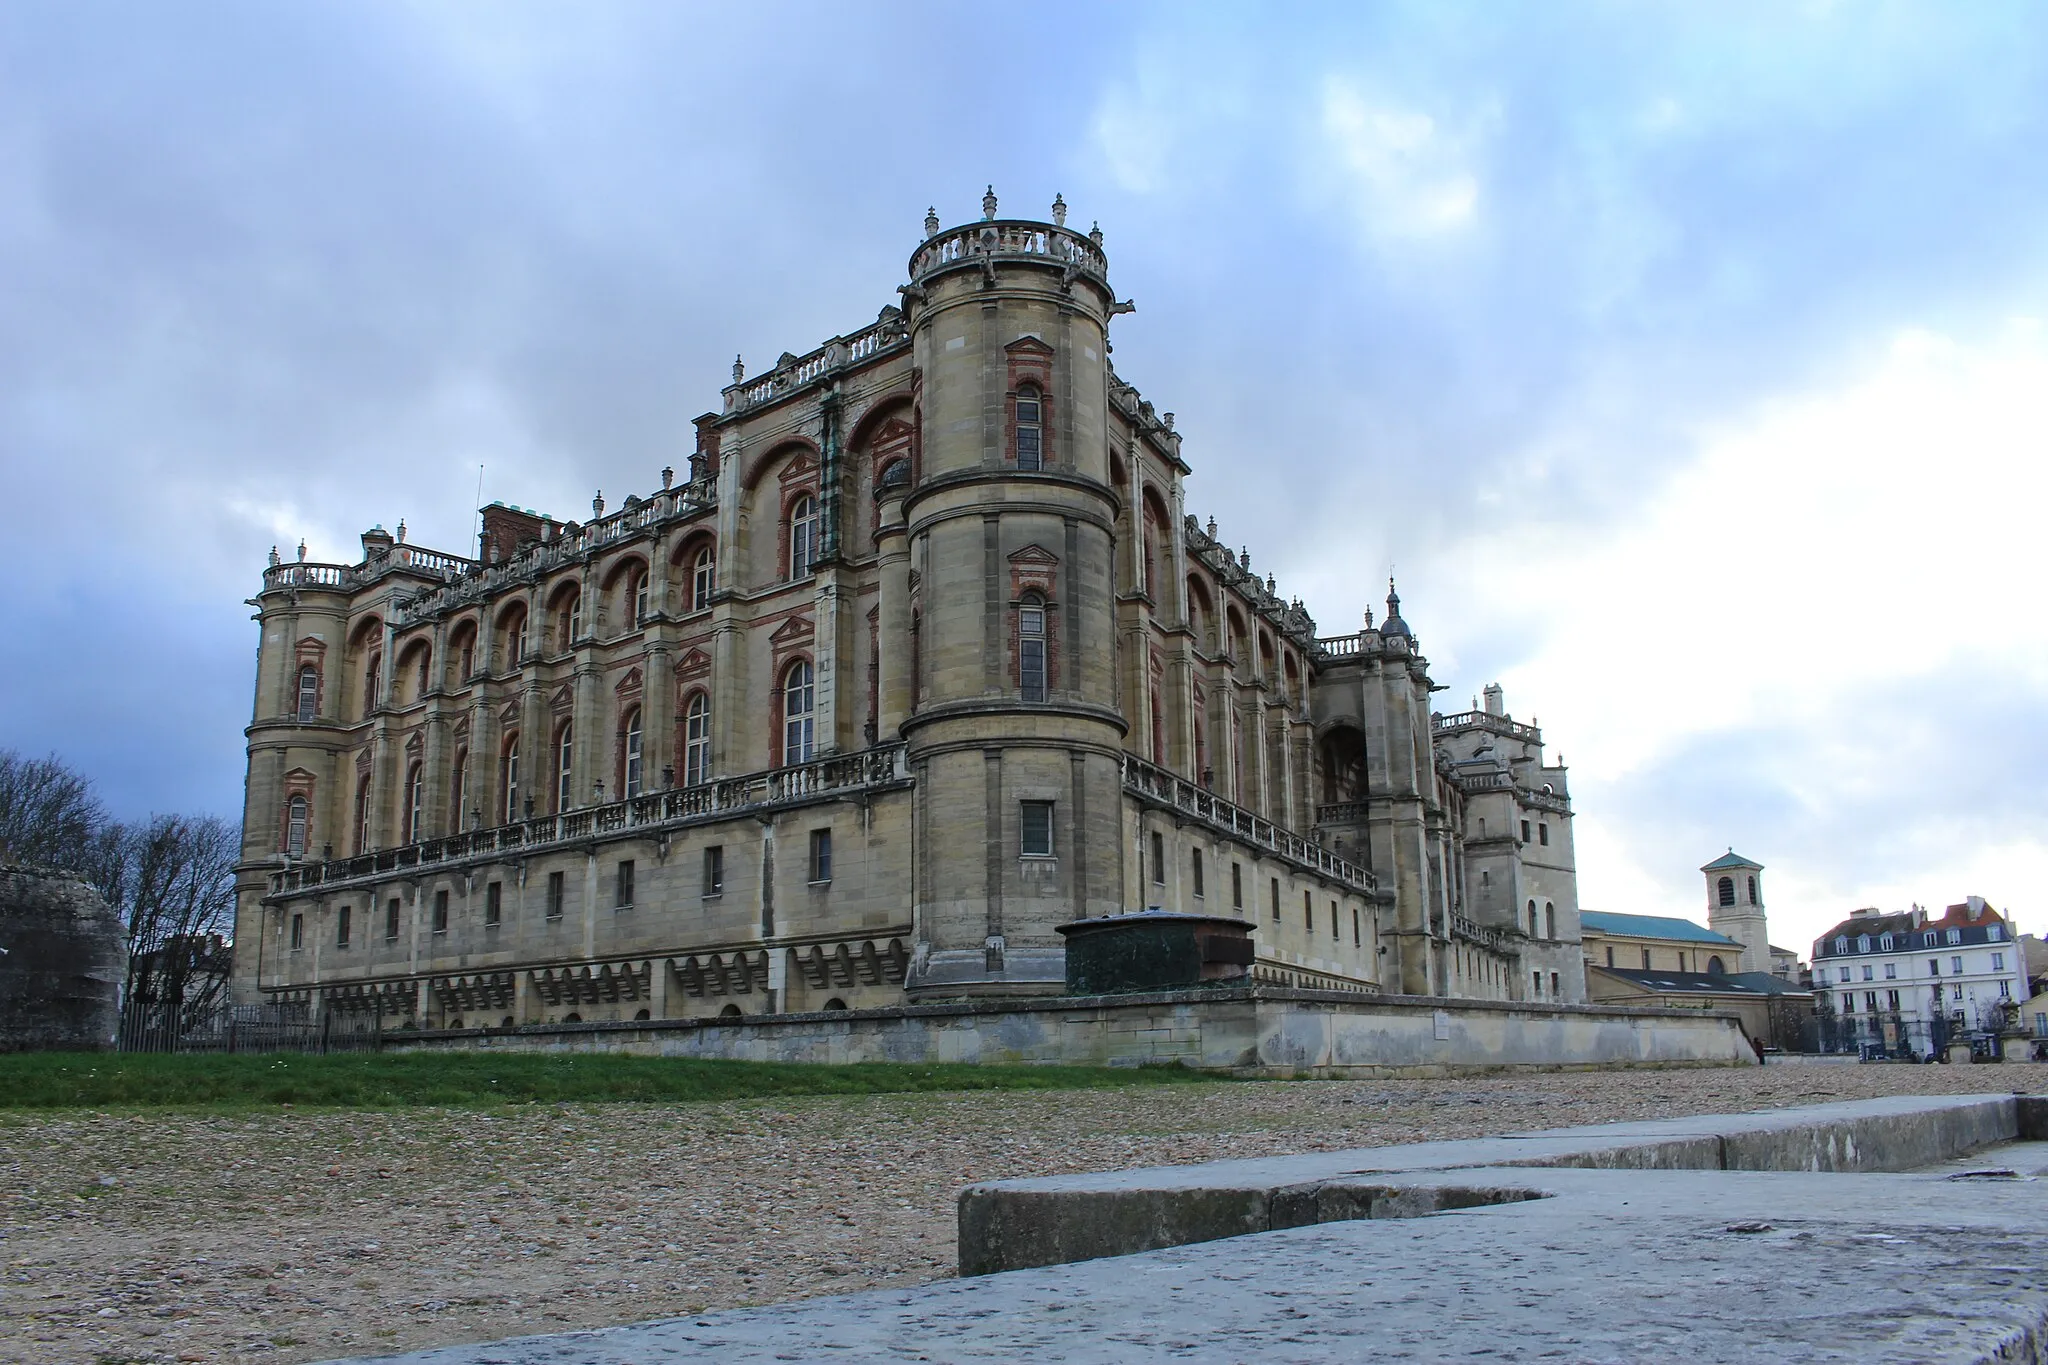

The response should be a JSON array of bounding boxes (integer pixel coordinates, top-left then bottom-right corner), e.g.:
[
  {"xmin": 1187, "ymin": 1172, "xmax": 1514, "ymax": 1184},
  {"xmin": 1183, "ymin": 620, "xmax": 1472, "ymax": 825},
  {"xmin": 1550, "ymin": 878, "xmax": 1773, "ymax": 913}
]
[
  {"xmin": 1315, "ymin": 79, "xmax": 1483, "ymax": 239},
  {"xmin": 1435, "ymin": 321, "xmax": 2048, "ymax": 943}
]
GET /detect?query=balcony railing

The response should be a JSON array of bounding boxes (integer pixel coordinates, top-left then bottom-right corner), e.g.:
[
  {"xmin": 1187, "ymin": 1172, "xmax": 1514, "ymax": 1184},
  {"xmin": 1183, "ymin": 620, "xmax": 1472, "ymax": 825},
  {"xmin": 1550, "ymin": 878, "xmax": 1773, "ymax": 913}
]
[
  {"xmin": 1434, "ymin": 710, "xmax": 1542, "ymax": 743},
  {"xmin": 267, "ymin": 744, "xmax": 910, "ymax": 896},
  {"xmin": 909, "ymin": 219, "xmax": 1107, "ymax": 288},
  {"xmin": 1316, "ymin": 632, "xmax": 1365, "ymax": 659},
  {"xmin": 721, "ymin": 316, "xmax": 911, "ymax": 414},
  {"xmin": 1451, "ymin": 913, "xmax": 1512, "ymax": 953},
  {"xmin": 1120, "ymin": 755, "xmax": 1373, "ymax": 893}
]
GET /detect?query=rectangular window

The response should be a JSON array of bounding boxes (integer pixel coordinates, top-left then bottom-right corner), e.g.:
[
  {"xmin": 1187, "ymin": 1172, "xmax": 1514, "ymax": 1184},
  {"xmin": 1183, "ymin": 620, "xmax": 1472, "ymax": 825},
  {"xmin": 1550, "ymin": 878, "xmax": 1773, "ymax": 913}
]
[
  {"xmin": 1304, "ymin": 890, "xmax": 1313, "ymax": 930},
  {"xmin": 1993, "ymin": 952, "xmax": 2006, "ymax": 971},
  {"xmin": 432, "ymin": 890, "xmax": 449, "ymax": 935},
  {"xmin": 616, "ymin": 860, "xmax": 635, "ymax": 910},
  {"xmin": 1887, "ymin": 989, "xmax": 1900, "ymax": 1011},
  {"xmin": 1020, "ymin": 801, "xmax": 1055, "ymax": 857},
  {"xmin": 547, "ymin": 871, "xmax": 565, "ymax": 920},
  {"xmin": 1551, "ymin": 971, "xmax": 1561, "ymax": 997},
  {"xmin": 809, "ymin": 828, "xmax": 833, "ymax": 883},
  {"xmin": 1642, "ymin": 948, "xmax": 1652, "ymax": 969},
  {"xmin": 1605, "ymin": 946, "xmax": 1615, "ymax": 968},
  {"xmin": 1232, "ymin": 863, "xmax": 1244, "ymax": 911},
  {"xmin": 1532, "ymin": 970, "xmax": 1542, "ymax": 998},
  {"xmin": 290, "ymin": 913, "xmax": 303, "ymax": 951},
  {"xmin": 1865, "ymin": 991, "xmax": 1879, "ymax": 1013},
  {"xmin": 1352, "ymin": 906, "xmax": 1361, "ymax": 947},
  {"xmin": 336, "ymin": 905, "xmax": 351, "ymax": 949},
  {"xmin": 385, "ymin": 898, "xmax": 400, "ymax": 941},
  {"xmin": 1150, "ymin": 831, "xmax": 1165, "ymax": 886},
  {"xmin": 1521, "ymin": 820, "xmax": 1532, "ymax": 842},
  {"xmin": 1861, "ymin": 965, "xmax": 1873, "ymax": 981},
  {"xmin": 485, "ymin": 881, "xmax": 502, "ymax": 928},
  {"xmin": 1839, "ymin": 966, "xmax": 1852, "ymax": 983},
  {"xmin": 1947, "ymin": 929, "xmax": 1961, "ymax": 945},
  {"xmin": 1330, "ymin": 900, "xmax": 1339, "ymax": 940},
  {"xmin": 704, "ymin": 845, "xmax": 725, "ymax": 896},
  {"xmin": 1538, "ymin": 824, "xmax": 1549, "ymax": 846},
  {"xmin": 1929, "ymin": 958, "xmax": 1941, "ymax": 976},
  {"xmin": 1270, "ymin": 878, "xmax": 1280, "ymax": 923},
  {"xmin": 1884, "ymin": 963, "xmax": 1896, "ymax": 979},
  {"xmin": 1842, "ymin": 992, "xmax": 1855, "ymax": 1013},
  {"xmin": 2001, "ymin": 980, "xmax": 2013, "ymax": 999},
  {"xmin": 1952, "ymin": 956, "xmax": 1964, "ymax": 975},
  {"xmin": 1191, "ymin": 849, "xmax": 1205, "ymax": 899}
]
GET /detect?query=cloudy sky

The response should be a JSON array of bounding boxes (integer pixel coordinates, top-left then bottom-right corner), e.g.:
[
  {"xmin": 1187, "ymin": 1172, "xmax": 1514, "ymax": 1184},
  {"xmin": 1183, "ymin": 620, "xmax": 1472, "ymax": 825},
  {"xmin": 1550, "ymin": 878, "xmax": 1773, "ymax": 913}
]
[{"xmin": 3, "ymin": 1, "xmax": 2043, "ymax": 954}]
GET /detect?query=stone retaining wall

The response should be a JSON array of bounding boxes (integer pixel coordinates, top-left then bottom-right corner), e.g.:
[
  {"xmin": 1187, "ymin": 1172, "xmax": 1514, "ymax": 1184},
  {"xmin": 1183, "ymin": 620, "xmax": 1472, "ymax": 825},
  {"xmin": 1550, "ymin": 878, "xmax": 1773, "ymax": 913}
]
[
  {"xmin": 388, "ymin": 985, "xmax": 1756, "ymax": 1076},
  {"xmin": 0, "ymin": 862, "xmax": 125, "ymax": 1052}
]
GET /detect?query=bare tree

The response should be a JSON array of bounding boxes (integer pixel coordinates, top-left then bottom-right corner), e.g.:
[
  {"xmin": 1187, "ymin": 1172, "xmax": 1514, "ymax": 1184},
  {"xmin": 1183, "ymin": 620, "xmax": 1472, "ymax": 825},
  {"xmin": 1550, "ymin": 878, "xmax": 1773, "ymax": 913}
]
[
  {"xmin": 0, "ymin": 749, "xmax": 107, "ymax": 869},
  {"xmin": 103, "ymin": 815, "xmax": 239, "ymax": 1030}
]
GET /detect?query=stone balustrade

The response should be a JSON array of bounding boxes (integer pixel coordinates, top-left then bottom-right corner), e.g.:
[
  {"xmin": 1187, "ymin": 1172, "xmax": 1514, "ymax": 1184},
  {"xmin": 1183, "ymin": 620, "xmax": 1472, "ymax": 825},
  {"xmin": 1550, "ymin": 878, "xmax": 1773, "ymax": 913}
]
[
  {"xmin": 720, "ymin": 316, "xmax": 910, "ymax": 414},
  {"xmin": 1433, "ymin": 709, "xmax": 1542, "ymax": 742},
  {"xmin": 909, "ymin": 219, "xmax": 1108, "ymax": 287},
  {"xmin": 266, "ymin": 743, "xmax": 910, "ymax": 897},
  {"xmin": 1121, "ymin": 755, "xmax": 1374, "ymax": 893}
]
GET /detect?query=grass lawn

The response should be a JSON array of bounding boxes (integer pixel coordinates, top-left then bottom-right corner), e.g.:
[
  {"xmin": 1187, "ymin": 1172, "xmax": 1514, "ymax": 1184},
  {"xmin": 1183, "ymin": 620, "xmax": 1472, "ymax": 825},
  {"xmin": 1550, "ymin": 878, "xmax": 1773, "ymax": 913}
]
[{"xmin": 0, "ymin": 1049, "xmax": 1226, "ymax": 1110}]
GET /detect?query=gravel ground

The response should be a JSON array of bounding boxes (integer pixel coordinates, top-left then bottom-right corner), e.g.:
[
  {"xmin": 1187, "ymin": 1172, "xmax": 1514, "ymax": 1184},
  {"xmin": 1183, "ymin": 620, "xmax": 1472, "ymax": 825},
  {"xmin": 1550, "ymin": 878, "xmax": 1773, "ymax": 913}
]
[{"xmin": 3, "ymin": 1059, "xmax": 2041, "ymax": 1365}]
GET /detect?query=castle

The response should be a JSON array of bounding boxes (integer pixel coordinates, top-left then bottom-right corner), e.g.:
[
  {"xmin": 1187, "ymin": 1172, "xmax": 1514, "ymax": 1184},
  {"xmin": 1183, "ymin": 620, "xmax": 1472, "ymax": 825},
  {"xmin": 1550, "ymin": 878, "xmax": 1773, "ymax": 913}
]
[{"xmin": 231, "ymin": 192, "xmax": 1584, "ymax": 1028}]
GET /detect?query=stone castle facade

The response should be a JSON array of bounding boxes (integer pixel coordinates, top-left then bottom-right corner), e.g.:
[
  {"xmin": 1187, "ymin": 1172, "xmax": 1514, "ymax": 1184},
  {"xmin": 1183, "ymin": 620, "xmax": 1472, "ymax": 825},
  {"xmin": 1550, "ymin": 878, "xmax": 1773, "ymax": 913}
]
[{"xmin": 231, "ymin": 192, "xmax": 1584, "ymax": 1028}]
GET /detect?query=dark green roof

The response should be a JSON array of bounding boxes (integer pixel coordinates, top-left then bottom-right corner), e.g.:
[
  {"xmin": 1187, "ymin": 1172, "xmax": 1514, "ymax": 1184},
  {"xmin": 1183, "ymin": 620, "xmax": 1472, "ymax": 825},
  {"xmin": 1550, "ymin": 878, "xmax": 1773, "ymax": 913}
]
[
  {"xmin": 1701, "ymin": 850, "xmax": 1762, "ymax": 872},
  {"xmin": 1580, "ymin": 911, "xmax": 1742, "ymax": 947}
]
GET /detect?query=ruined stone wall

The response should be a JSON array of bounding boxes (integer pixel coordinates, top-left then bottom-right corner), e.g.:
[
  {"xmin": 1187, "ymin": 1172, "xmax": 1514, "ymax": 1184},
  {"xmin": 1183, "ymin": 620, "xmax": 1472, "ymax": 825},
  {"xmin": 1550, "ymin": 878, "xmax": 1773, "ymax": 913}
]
[{"xmin": 0, "ymin": 863, "xmax": 125, "ymax": 1052}]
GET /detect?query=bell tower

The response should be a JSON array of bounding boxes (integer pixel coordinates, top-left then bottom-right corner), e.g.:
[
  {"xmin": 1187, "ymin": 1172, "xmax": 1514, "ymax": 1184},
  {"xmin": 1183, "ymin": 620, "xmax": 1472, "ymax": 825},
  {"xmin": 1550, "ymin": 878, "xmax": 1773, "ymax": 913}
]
[
  {"xmin": 1702, "ymin": 849, "xmax": 1768, "ymax": 975},
  {"xmin": 898, "ymin": 189, "xmax": 1129, "ymax": 999}
]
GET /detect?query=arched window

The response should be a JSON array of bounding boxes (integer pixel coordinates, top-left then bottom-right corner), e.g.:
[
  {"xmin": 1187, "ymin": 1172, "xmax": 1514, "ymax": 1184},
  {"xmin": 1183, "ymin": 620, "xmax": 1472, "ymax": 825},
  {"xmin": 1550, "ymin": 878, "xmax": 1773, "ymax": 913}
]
[
  {"xmin": 1747, "ymin": 875, "xmax": 1757, "ymax": 904},
  {"xmin": 1019, "ymin": 593, "xmax": 1047, "ymax": 701},
  {"xmin": 555, "ymin": 591, "xmax": 581, "ymax": 651},
  {"xmin": 1527, "ymin": 899, "xmax": 1539, "ymax": 937},
  {"xmin": 692, "ymin": 547, "xmax": 716, "ymax": 610},
  {"xmin": 789, "ymin": 495, "xmax": 818, "ymax": 579},
  {"xmin": 1544, "ymin": 902, "xmax": 1555, "ymax": 939},
  {"xmin": 404, "ymin": 762, "xmax": 424, "ymax": 843},
  {"xmin": 1015, "ymin": 384, "xmax": 1043, "ymax": 470},
  {"xmin": 501, "ymin": 735, "xmax": 521, "ymax": 823},
  {"xmin": 296, "ymin": 666, "xmax": 319, "ymax": 723},
  {"xmin": 783, "ymin": 660, "xmax": 814, "ymax": 765},
  {"xmin": 1716, "ymin": 876, "xmax": 1735, "ymax": 907},
  {"xmin": 1707, "ymin": 956, "xmax": 1725, "ymax": 974},
  {"xmin": 284, "ymin": 795, "xmax": 307, "ymax": 857},
  {"xmin": 633, "ymin": 571, "xmax": 650, "ymax": 624},
  {"xmin": 451, "ymin": 748, "xmax": 469, "ymax": 828},
  {"xmin": 354, "ymin": 776, "xmax": 372, "ymax": 854},
  {"xmin": 683, "ymin": 693, "xmax": 711, "ymax": 786},
  {"xmin": 555, "ymin": 723, "xmax": 574, "ymax": 811},
  {"xmin": 622, "ymin": 709, "xmax": 644, "ymax": 798}
]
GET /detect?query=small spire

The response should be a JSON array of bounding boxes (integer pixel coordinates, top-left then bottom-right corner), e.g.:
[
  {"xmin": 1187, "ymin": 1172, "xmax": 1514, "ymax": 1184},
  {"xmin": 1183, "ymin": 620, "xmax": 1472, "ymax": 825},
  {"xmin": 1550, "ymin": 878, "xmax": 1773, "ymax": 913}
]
[
  {"xmin": 396, "ymin": 519, "xmax": 406, "ymax": 543},
  {"xmin": 297, "ymin": 538, "xmax": 307, "ymax": 562},
  {"xmin": 732, "ymin": 354, "xmax": 745, "ymax": 383},
  {"xmin": 1089, "ymin": 220, "xmax": 1104, "ymax": 246},
  {"xmin": 268, "ymin": 544, "xmax": 281, "ymax": 567},
  {"xmin": 1051, "ymin": 192, "xmax": 1067, "ymax": 227},
  {"xmin": 1364, "ymin": 607, "xmax": 1374, "ymax": 629},
  {"xmin": 924, "ymin": 205, "xmax": 940, "ymax": 237},
  {"xmin": 1205, "ymin": 515, "xmax": 1217, "ymax": 538},
  {"xmin": 1239, "ymin": 547, "xmax": 1250, "ymax": 570},
  {"xmin": 1162, "ymin": 411, "xmax": 1175, "ymax": 432},
  {"xmin": 982, "ymin": 185, "xmax": 999, "ymax": 220},
  {"xmin": 661, "ymin": 465, "xmax": 674, "ymax": 490},
  {"xmin": 592, "ymin": 490, "xmax": 605, "ymax": 518},
  {"xmin": 1266, "ymin": 573, "xmax": 1276, "ymax": 594}
]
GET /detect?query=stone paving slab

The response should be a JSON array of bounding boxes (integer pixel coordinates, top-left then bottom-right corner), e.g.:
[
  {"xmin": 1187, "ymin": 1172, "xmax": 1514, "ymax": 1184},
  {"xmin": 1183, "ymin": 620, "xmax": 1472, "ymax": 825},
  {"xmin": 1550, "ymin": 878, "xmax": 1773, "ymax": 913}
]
[{"xmin": 319, "ymin": 1094, "xmax": 2048, "ymax": 1364}]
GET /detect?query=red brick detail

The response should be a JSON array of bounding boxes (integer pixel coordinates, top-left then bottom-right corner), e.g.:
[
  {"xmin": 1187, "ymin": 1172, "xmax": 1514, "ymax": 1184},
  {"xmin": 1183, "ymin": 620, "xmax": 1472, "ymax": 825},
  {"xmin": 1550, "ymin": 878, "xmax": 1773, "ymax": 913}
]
[
  {"xmin": 278, "ymin": 767, "xmax": 317, "ymax": 854},
  {"xmin": 614, "ymin": 667, "xmax": 644, "ymax": 700},
  {"xmin": 1002, "ymin": 337, "xmax": 1056, "ymax": 468},
  {"xmin": 1006, "ymin": 545, "xmax": 1060, "ymax": 698}
]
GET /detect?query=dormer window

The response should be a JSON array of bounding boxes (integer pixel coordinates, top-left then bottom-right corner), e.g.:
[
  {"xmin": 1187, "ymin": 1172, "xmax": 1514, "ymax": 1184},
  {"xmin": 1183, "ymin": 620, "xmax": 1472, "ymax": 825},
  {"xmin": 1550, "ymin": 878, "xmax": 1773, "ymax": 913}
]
[
  {"xmin": 1946, "ymin": 928, "xmax": 1961, "ymax": 945},
  {"xmin": 1834, "ymin": 936, "xmax": 1848, "ymax": 954},
  {"xmin": 1879, "ymin": 934, "xmax": 1893, "ymax": 950},
  {"xmin": 1989, "ymin": 925, "xmax": 2004, "ymax": 941},
  {"xmin": 1856, "ymin": 934, "xmax": 1871, "ymax": 953},
  {"xmin": 1015, "ymin": 384, "xmax": 1043, "ymax": 470}
]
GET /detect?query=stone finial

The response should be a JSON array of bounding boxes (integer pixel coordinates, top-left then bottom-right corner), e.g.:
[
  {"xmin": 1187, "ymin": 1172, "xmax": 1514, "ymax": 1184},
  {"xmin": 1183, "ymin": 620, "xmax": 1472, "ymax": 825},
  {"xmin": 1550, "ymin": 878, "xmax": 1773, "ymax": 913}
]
[
  {"xmin": 732, "ymin": 354, "xmax": 745, "ymax": 384},
  {"xmin": 1365, "ymin": 607, "xmax": 1375, "ymax": 629},
  {"xmin": 592, "ymin": 490, "xmax": 605, "ymax": 518},
  {"xmin": 396, "ymin": 519, "xmax": 407, "ymax": 543},
  {"xmin": 1163, "ymin": 412, "xmax": 1175, "ymax": 432},
  {"xmin": 297, "ymin": 539, "xmax": 308, "ymax": 562},
  {"xmin": 1089, "ymin": 220, "xmax": 1104, "ymax": 246},
  {"xmin": 924, "ymin": 205, "xmax": 941, "ymax": 237},
  {"xmin": 268, "ymin": 545, "xmax": 281, "ymax": 567},
  {"xmin": 661, "ymin": 465, "xmax": 674, "ymax": 490},
  {"xmin": 1205, "ymin": 515, "xmax": 1217, "ymax": 538},
  {"xmin": 1051, "ymin": 192, "xmax": 1067, "ymax": 226},
  {"xmin": 1266, "ymin": 573, "xmax": 1276, "ymax": 594},
  {"xmin": 1239, "ymin": 547, "xmax": 1250, "ymax": 570},
  {"xmin": 982, "ymin": 185, "xmax": 999, "ymax": 220}
]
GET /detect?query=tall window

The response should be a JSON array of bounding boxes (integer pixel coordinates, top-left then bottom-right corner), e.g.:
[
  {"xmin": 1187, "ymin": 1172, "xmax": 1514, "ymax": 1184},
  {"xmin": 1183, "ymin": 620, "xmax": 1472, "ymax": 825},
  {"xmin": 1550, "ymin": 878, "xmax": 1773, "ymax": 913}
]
[
  {"xmin": 555, "ymin": 724, "xmax": 574, "ymax": 811},
  {"xmin": 337, "ymin": 905, "xmax": 351, "ymax": 948},
  {"xmin": 385, "ymin": 898, "xmax": 400, "ymax": 940},
  {"xmin": 1746, "ymin": 875, "xmax": 1757, "ymax": 903},
  {"xmin": 1015, "ymin": 384, "xmax": 1043, "ymax": 469},
  {"xmin": 296, "ymin": 666, "xmax": 319, "ymax": 723},
  {"xmin": 354, "ymin": 776, "xmax": 372, "ymax": 853},
  {"xmin": 783, "ymin": 661, "xmax": 814, "ymax": 765},
  {"xmin": 557, "ymin": 594, "xmax": 581, "ymax": 651},
  {"xmin": 684, "ymin": 693, "xmax": 711, "ymax": 786},
  {"xmin": 502, "ymin": 736, "xmax": 521, "ymax": 823},
  {"xmin": 1544, "ymin": 902, "xmax": 1555, "ymax": 939},
  {"xmin": 808, "ymin": 828, "xmax": 833, "ymax": 882},
  {"xmin": 622, "ymin": 709, "xmax": 644, "ymax": 798},
  {"xmin": 1021, "ymin": 801, "xmax": 1054, "ymax": 857},
  {"xmin": 789, "ymin": 495, "xmax": 818, "ymax": 579},
  {"xmin": 404, "ymin": 763, "xmax": 424, "ymax": 843},
  {"xmin": 451, "ymin": 749, "xmax": 469, "ymax": 827},
  {"xmin": 485, "ymin": 881, "xmax": 501, "ymax": 927},
  {"xmin": 1019, "ymin": 594, "xmax": 1047, "ymax": 701},
  {"xmin": 692, "ymin": 548, "xmax": 715, "ymax": 610},
  {"xmin": 363, "ymin": 652, "xmax": 381, "ymax": 719},
  {"xmin": 633, "ymin": 571, "xmax": 650, "ymax": 624},
  {"xmin": 285, "ymin": 795, "xmax": 307, "ymax": 857},
  {"xmin": 1717, "ymin": 876, "xmax": 1735, "ymax": 907}
]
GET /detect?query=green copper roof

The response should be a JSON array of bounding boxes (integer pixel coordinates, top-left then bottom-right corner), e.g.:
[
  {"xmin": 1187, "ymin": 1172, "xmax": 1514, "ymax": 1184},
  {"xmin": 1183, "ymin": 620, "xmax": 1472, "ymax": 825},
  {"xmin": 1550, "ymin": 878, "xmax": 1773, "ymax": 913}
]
[
  {"xmin": 1580, "ymin": 911, "xmax": 1743, "ymax": 946},
  {"xmin": 1701, "ymin": 849, "xmax": 1762, "ymax": 871}
]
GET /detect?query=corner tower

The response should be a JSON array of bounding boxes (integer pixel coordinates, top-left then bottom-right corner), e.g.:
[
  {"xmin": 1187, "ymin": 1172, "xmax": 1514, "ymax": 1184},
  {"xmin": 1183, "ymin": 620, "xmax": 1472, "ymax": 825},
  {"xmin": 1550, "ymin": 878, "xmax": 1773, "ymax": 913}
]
[
  {"xmin": 897, "ymin": 190, "xmax": 1129, "ymax": 999},
  {"xmin": 1703, "ymin": 849, "xmax": 1768, "ymax": 975}
]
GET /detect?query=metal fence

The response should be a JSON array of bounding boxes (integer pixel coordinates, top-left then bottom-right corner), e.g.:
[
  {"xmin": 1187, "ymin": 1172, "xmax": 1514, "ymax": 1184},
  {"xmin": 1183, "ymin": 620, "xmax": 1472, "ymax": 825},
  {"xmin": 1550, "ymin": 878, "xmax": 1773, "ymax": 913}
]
[{"xmin": 118, "ymin": 1001, "xmax": 384, "ymax": 1054}]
